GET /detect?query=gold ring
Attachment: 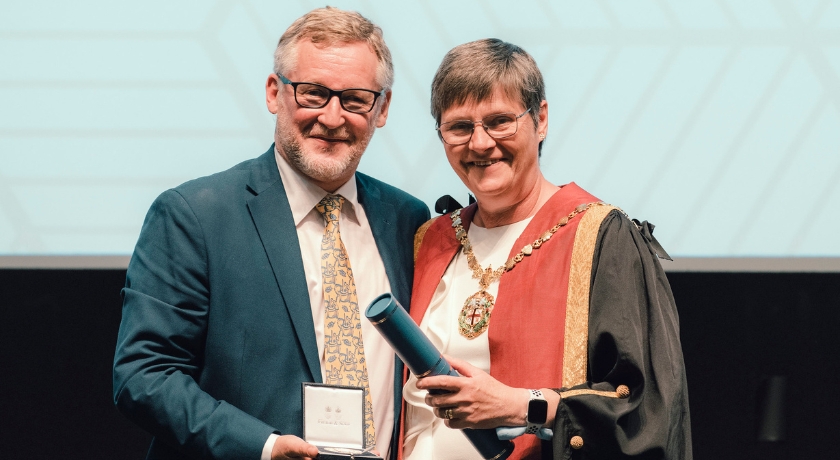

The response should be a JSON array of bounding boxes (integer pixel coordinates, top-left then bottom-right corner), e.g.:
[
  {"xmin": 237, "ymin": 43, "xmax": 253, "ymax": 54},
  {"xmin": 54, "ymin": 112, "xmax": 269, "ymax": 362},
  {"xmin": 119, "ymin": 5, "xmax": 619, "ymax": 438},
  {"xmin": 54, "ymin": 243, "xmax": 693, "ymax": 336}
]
[{"xmin": 443, "ymin": 408, "xmax": 454, "ymax": 420}]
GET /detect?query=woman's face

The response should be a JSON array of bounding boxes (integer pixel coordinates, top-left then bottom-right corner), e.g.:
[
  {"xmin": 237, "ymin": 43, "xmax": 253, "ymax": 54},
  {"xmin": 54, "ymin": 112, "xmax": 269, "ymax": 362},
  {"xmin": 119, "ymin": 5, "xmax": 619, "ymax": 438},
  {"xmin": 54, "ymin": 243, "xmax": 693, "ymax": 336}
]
[{"xmin": 440, "ymin": 88, "xmax": 548, "ymax": 210}]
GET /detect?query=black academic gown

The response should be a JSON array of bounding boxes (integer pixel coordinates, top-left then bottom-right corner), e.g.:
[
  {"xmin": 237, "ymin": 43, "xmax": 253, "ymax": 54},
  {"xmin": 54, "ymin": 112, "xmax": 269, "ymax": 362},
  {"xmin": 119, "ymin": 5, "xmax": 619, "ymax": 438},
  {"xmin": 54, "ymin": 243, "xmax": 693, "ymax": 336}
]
[{"xmin": 550, "ymin": 211, "xmax": 692, "ymax": 459}]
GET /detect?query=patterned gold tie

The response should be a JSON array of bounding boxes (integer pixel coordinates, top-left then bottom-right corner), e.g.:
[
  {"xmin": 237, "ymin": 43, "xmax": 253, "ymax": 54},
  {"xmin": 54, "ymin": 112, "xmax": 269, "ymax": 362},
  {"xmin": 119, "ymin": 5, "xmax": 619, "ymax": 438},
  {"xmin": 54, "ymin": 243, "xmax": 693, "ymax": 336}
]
[{"xmin": 316, "ymin": 194, "xmax": 376, "ymax": 448}]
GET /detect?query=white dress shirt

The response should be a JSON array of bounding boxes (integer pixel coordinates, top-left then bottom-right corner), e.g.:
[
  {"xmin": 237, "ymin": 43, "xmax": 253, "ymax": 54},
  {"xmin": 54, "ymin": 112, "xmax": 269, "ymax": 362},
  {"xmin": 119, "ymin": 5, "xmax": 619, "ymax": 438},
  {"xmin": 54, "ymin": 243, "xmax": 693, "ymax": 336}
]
[{"xmin": 262, "ymin": 149, "xmax": 395, "ymax": 459}]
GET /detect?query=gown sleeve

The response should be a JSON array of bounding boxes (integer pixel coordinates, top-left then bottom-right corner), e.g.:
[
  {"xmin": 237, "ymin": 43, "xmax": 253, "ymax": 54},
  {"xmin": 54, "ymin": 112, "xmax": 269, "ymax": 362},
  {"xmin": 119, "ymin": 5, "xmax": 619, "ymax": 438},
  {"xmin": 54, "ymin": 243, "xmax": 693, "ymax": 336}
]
[{"xmin": 550, "ymin": 210, "xmax": 692, "ymax": 459}]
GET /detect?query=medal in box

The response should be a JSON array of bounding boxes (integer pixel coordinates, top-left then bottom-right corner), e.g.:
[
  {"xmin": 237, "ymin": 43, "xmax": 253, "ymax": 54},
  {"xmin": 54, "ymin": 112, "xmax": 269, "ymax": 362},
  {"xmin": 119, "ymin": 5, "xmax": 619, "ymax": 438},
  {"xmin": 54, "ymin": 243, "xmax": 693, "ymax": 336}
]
[{"xmin": 302, "ymin": 383, "xmax": 382, "ymax": 459}]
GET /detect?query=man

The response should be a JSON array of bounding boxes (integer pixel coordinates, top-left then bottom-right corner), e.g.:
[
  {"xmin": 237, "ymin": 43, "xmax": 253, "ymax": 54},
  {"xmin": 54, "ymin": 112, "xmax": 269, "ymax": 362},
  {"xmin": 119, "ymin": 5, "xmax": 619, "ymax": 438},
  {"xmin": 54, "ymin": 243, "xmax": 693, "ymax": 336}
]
[{"xmin": 113, "ymin": 7, "xmax": 429, "ymax": 460}]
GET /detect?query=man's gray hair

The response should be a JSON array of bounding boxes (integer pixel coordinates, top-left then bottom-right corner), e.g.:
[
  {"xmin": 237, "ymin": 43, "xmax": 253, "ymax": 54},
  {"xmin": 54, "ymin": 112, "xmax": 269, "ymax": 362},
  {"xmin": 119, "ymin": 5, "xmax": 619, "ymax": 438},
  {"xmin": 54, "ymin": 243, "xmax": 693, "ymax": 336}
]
[
  {"xmin": 274, "ymin": 6, "xmax": 394, "ymax": 90},
  {"xmin": 431, "ymin": 38, "xmax": 545, "ymax": 130}
]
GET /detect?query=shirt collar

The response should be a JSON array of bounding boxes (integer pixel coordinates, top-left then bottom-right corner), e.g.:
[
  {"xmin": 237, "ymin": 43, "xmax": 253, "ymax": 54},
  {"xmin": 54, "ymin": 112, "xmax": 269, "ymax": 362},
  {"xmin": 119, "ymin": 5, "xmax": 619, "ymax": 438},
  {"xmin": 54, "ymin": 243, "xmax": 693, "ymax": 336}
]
[{"xmin": 274, "ymin": 146, "xmax": 359, "ymax": 226}]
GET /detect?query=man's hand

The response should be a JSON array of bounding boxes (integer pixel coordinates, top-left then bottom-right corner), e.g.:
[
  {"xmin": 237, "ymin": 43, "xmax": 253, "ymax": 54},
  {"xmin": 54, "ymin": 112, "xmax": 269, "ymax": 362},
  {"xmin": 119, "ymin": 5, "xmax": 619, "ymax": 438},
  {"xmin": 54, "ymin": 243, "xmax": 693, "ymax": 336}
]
[{"xmin": 271, "ymin": 435, "xmax": 320, "ymax": 460}]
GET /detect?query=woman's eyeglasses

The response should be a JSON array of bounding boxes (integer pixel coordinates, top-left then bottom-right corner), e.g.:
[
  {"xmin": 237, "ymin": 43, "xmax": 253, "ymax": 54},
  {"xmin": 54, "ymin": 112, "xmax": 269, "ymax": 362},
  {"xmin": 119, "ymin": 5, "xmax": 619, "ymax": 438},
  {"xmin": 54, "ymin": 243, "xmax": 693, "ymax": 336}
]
[{"xmin": 436, "ymin": 108, "xmax": 531, "ymax": 145}]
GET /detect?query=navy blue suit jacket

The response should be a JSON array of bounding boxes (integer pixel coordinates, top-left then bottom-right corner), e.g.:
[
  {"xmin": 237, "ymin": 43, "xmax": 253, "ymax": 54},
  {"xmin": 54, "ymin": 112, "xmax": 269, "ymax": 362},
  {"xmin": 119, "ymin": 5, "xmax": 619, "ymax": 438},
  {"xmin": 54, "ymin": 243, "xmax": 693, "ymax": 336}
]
[{"xmin": 113, "ymin": 146, "xmax": 430, "ymax": 459}]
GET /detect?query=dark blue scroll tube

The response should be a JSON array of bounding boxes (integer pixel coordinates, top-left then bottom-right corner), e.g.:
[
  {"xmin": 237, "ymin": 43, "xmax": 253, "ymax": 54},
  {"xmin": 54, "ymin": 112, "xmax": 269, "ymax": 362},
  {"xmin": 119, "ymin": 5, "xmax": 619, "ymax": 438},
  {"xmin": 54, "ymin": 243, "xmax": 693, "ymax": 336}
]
[{"xmin": 365, "ymin": 293, "xmax": 514, "ymax": 460}]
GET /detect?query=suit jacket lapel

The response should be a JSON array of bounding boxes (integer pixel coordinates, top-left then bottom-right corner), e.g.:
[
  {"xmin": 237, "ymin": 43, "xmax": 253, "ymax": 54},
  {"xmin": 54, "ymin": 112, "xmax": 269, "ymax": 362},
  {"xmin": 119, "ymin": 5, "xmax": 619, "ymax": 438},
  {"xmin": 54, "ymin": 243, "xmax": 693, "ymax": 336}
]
[
  {"xmin": 356, "ymin": 175, "xmax": 410, "ymax": 457},
  {"xmin": 356, "ymin": 176, "xmax": 406, "ymax": 305},
  {"xmin": 245, "ymin": 148, "xmax": 321, "ymax": 382}
]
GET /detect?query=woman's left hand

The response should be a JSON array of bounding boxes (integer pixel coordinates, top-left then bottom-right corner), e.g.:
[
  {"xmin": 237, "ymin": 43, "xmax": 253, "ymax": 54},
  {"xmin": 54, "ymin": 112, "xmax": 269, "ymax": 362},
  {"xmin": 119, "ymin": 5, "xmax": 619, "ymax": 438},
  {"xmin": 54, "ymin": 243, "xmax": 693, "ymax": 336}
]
[{"xmin": 415, "ymin": 354, "xmax": 528, "ymax": 429}]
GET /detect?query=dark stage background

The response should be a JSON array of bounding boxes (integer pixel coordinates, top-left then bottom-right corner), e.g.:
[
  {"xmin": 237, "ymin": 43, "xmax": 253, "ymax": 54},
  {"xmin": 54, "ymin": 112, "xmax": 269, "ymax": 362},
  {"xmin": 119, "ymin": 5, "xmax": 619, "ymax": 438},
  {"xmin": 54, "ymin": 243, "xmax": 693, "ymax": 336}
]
[{"xmin": 1, "ymin": 269, "xmax": 838, "ymax": 459}]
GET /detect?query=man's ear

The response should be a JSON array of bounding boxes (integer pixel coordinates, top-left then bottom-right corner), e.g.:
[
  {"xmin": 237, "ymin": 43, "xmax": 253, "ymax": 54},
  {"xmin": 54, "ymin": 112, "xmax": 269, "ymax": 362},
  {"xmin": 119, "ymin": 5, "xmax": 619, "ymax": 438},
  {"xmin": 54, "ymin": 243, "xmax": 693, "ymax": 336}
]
[
  {"xmin": 266, "ymin": 74, "xmax": 280, "ymax": 114},
  {"xmin": 375, "ymin": 90, "xmax": 392, "ymax": 128}
]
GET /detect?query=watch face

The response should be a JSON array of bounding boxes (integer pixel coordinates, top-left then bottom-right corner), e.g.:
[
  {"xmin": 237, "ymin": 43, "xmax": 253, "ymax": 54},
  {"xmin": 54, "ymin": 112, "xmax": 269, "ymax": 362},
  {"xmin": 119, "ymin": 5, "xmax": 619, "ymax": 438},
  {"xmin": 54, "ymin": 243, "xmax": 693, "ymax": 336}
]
[{"xmin": 528, "ymin": 399, "xmax": 548, "ymax": 424}]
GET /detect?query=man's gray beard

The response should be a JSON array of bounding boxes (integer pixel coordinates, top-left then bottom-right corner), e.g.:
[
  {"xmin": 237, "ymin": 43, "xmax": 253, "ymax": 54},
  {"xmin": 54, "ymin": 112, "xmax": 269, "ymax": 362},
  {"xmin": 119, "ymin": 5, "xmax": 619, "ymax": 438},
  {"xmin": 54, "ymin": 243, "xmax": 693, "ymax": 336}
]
[{"xmin": 276, "ymin": 119, "xmax": 374, "ymax": 186}]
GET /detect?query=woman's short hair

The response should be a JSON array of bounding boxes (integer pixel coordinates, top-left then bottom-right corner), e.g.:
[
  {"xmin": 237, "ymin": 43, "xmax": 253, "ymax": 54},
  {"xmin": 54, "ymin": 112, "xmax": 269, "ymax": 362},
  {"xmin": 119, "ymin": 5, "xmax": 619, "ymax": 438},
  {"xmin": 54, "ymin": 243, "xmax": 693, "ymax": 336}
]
[
  {"xmin": 431, "ymin": 38, "xmax": 545, "ymax": 130},
  {"xmin": 274, "ymin": 6, "xmax": 394, "ymax": 90}
]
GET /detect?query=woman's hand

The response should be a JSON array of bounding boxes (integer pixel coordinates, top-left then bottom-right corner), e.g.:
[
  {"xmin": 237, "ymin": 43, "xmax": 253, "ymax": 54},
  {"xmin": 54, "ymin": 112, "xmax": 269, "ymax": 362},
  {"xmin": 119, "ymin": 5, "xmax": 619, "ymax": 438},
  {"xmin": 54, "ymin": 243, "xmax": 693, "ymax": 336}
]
[{"xmin": 414, "ymin": 354, "xmax": 529, "ymax": 429}]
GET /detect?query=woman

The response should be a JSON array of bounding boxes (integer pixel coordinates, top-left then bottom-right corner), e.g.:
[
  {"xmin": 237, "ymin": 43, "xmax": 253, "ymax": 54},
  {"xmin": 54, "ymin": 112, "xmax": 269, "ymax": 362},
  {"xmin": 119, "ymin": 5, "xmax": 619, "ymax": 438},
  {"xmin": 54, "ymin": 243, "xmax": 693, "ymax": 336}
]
[{"xmin": 402, "ymin": 39, "xmax": 692, "ymax": 459}]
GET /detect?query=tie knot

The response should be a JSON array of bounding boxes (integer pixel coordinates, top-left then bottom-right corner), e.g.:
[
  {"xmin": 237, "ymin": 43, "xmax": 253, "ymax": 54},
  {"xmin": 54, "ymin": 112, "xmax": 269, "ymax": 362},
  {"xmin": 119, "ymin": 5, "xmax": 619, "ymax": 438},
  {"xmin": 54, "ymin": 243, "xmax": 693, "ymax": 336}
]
[{"xmin": 316, "ymin": 194, "xmax": 344, "ymax": 224}]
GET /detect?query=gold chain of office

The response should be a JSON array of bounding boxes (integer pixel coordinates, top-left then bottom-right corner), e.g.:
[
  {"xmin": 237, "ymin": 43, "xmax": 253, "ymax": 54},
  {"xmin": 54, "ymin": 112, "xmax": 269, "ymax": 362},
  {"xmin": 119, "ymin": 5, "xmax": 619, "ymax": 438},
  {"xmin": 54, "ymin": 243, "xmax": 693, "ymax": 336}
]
[{"xmin": 450, "ymin": 201, "xmax": 605, "ymax": 339}]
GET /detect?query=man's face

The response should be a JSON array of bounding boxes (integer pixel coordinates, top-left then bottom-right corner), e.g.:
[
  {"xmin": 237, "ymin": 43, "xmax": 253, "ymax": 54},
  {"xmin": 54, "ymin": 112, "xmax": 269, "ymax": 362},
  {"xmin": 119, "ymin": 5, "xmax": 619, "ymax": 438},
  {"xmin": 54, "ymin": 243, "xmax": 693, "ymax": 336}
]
[{"xmin": 266, "ymin": 39, "xmax": 391, "ymax": 192}]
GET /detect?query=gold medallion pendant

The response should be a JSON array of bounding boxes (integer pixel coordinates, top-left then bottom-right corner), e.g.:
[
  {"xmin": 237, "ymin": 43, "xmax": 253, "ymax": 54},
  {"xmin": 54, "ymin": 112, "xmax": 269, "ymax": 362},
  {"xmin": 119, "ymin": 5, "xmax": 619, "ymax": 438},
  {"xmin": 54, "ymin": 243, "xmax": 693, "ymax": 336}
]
[{"xmin": 459, "ymin": 290, "xmax": 495, "ymax": 339}]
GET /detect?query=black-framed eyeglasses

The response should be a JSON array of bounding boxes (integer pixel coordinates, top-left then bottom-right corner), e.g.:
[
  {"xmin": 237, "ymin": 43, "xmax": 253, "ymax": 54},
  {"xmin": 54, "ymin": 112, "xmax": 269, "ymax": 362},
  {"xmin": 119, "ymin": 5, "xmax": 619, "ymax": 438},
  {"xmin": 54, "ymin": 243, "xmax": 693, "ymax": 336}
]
[
  {"xmin": 436, "ymin": 108, "xmax": 532, "ymax": 146},
  {"xmin": 277, "ymin": 74, "xmax": 385, "ymax": 114}
]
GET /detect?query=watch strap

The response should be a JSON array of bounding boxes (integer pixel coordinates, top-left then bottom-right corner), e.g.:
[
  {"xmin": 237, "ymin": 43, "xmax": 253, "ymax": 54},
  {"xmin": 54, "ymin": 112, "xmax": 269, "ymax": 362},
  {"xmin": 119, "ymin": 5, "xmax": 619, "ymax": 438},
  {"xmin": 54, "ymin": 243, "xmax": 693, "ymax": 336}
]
[{"xmin": 525, "ymin": 389, "xmax": 546, "ymax": 434}]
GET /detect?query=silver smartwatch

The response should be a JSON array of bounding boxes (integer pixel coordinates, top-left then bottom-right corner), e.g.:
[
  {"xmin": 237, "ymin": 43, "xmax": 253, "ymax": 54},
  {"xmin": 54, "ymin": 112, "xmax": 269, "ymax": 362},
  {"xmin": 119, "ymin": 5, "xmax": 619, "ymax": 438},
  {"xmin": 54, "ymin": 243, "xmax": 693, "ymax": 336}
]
[{"xmin": 525, "ymin": 389, "xmax": 548, "ymax": 434}]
